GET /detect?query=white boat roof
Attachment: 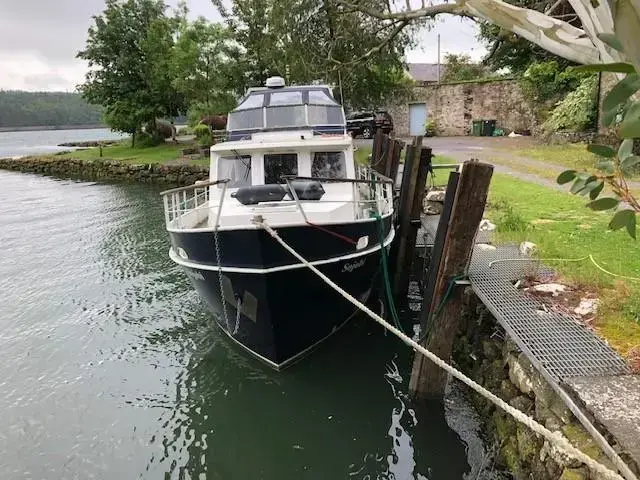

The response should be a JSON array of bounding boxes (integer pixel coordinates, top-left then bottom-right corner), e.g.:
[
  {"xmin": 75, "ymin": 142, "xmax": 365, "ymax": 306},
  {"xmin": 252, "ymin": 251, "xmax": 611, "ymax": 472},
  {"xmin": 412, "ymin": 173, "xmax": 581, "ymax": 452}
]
[{"xmin": 210, "ymin": 133, "xmax": 353, "ymax": 154}]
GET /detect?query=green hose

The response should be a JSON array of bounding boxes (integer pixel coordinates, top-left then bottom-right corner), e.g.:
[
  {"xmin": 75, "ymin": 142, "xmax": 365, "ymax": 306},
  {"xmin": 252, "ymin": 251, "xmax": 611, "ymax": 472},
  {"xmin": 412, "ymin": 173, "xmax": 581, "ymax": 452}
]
[{"xmin": 374, "ymin": 213, "xmax": 405, "ymax": 334}]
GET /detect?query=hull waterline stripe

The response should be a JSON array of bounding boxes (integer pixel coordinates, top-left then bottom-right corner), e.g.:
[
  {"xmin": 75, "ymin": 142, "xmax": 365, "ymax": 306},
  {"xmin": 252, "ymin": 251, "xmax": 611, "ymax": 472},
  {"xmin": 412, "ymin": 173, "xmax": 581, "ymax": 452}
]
[
  {"xmin": 167, "ymin": 212, "xmax": 393, "ymax": 234},
  {"xmin": 169, "ymin": 228, "xmax": 395, "ymax": 274}
]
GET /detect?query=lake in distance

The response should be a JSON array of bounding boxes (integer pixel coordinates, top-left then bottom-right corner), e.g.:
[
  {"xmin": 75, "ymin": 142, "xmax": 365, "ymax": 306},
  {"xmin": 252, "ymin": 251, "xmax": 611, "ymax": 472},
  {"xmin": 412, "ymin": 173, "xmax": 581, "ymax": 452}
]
[{"xmin": 0, "ymin": 129, "xmax": 501, "ymax": 479}]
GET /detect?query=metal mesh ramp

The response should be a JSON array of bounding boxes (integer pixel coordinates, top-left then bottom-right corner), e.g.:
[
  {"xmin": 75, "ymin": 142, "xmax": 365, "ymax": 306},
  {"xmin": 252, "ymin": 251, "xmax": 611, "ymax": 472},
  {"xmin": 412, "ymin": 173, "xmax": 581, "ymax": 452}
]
[{"xmin": 469, "ymin": 245, "xmax": 630, "ymax": 380}]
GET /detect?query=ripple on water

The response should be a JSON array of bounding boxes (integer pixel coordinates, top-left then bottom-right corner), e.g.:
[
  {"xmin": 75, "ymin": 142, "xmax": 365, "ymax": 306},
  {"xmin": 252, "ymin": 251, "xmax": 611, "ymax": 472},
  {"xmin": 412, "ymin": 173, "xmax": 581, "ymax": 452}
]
[{"xmin": 0, "ymin": 171, "xmax": 495, "ymax": 480}]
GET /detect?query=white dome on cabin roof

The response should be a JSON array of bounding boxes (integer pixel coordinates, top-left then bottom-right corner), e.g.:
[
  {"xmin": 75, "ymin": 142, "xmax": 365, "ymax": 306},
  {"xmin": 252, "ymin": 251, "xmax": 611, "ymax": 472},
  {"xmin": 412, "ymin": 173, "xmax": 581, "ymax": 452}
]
[{"xmin": 266, "ymin": 76, "xmax": 285, "ymax": 88}]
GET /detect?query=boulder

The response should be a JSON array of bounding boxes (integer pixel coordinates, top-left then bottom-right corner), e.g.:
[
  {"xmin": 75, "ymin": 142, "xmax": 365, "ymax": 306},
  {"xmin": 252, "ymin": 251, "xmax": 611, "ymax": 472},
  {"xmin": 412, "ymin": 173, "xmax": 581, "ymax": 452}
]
[
  {"xmin": 508, "ymin": 353, "xmax": 535, "ymax": 395},
  {"xmin": 479, "ymin": 219, "xmax": 496, "ymax": 231},
  {"xmin": 519, "ymin": 241, "xmax": 537, "ymax": 256},
  {"xmin": 574, "ymin": 298, "xmax": 598, "ymax": 316},
  {"xmin": 531, "ymin": 283, "xmax": 567, "ymax": 296},
  {"xmin": 425, "ymin": 189, "xmax": 446, "ymax": 202},
  {"xmin": 423, "ymin": 199, "xmax": 443, "ymax": 215}
]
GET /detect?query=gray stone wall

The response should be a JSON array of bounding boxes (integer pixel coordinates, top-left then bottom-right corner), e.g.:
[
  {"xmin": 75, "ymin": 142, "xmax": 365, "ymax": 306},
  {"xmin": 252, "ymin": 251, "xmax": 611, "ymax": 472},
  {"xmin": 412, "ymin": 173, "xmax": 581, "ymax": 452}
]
[
  {"xmin": 387, "ymin": 79, "xmax": 535, "ymax": 137},
  {"xmin": 0, "ymin": 156, "xmax": 210, "ymax": 186},
  {"xmin": 453, "ymin": 289, "xmax": 638, "ymax": 480}
]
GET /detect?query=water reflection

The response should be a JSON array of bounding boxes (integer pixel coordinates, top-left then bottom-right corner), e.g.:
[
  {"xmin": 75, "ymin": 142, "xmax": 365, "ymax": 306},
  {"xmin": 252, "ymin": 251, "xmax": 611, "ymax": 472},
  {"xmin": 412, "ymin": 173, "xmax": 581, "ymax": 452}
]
[{"xmin": 0, "ymin": 171, "xmax": 497, "ymax": 480}]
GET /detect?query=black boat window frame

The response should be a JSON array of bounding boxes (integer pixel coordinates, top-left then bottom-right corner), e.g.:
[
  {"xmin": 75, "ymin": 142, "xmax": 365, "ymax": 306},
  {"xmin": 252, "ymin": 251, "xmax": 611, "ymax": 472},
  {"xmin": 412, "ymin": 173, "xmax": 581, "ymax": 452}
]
[
  {"xmin": 263, "ymin": 153, "xmax": 299, "ymax": 184},
  {"xmin": 311, "ymin": 151, "xmax": 347, "ymax": 179},
  {"xmin": 217, "ymin": 154, "xmax": 252, "ymax": 188}
]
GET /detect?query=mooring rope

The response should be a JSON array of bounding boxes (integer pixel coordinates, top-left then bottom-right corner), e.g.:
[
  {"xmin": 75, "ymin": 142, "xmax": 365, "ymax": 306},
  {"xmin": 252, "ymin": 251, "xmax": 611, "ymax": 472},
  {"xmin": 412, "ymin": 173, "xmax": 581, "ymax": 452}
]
[{"xmin": 253, "ymin": 218, "xmax": 635, "ymax": 480}]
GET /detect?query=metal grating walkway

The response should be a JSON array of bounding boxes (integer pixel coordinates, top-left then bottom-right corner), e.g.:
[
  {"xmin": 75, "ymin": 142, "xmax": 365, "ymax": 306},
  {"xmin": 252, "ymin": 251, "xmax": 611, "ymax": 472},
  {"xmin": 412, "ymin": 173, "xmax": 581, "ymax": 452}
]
[{"xmin": 469, "ymin": 245, "xmax": 630, "ymax": 380}]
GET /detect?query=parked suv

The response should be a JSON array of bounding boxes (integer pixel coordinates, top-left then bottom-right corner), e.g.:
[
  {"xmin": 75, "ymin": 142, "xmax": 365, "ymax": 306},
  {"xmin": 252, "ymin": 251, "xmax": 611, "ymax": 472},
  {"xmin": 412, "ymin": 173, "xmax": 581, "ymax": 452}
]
[{"xmin": 346, "ymin": 110, "xmax": 394, "ymax": 138}]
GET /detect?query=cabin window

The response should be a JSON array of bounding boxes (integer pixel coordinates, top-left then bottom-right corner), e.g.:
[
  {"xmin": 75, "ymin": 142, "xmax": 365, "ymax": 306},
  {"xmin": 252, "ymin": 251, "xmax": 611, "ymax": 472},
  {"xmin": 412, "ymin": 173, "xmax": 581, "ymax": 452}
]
[
  {"xmin": 312, "ymin": 152, "xmax": 346, "ymax": 179},
  {"xmin": 269, "ymin": 91, "xmax": 303, "ymax": 106},
  {"xmin": 237, "ymin": 94, "xmax": 264, "ymax": 110},
  {"xmin": 217, "ymin": 155, "xmax": 252, "ymax": 188},
  {"xmin": 308, "ymin": 105, "xmax": 344, "ymax": 125},
  {"xmin": 266, "ymin": 106, "xmax": 306, "ymax": 128},
  {"xmin": 264, "ymin": 153, "xmax": 298, "ymax": 184},
  {"xmin": 227, "ymin": 109, "xmax": 264, "ymax": 131},
  {"xmin": 308, "ymin": 90, "xmax": 337, "ymax": 105}
]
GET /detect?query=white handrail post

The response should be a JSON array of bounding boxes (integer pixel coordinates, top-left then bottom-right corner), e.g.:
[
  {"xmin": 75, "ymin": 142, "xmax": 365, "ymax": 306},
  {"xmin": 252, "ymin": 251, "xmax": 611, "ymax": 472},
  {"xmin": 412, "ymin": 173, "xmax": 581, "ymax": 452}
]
[
  {"xmin": 284, "ymin": 178, "xmax": 309, "ymax": 223},
  {"xmin": 214, "ymin": 181, "xmax": 228, "ymax": 230}
]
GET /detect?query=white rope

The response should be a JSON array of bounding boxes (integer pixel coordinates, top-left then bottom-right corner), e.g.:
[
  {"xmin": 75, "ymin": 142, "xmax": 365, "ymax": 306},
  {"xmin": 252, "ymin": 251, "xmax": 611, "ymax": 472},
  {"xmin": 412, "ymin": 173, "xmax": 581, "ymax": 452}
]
[{"xmin": 254, "ymin": 218, "xmax": 633, "ymax": 480}]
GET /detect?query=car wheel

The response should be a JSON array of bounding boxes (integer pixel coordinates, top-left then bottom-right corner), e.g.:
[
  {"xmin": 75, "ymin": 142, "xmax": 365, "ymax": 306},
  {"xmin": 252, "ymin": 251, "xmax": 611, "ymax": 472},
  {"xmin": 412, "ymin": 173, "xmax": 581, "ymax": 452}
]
[{"xmin": 362, "ymin": 127, "xmax": 373, "ymax": 139}]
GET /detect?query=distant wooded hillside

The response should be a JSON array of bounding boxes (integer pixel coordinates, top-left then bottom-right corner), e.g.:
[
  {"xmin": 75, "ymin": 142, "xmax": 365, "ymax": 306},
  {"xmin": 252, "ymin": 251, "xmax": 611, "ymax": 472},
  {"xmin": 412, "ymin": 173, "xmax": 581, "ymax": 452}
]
[{"xmin": 0, "ymin": 91, "xmax": 103, "ymax": 128}]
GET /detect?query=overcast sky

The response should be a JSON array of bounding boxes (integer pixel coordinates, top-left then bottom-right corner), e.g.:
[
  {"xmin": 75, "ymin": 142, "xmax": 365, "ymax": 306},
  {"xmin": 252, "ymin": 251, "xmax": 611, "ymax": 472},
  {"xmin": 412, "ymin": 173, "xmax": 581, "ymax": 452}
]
[{"xmin": 0, "ymin": 0, "xmax": 486, "ymax": 92}]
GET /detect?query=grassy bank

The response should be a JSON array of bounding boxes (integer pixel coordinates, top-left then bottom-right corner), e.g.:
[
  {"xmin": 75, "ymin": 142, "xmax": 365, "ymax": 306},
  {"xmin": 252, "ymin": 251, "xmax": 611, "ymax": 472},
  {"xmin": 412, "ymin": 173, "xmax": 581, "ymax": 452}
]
[
  {"xmin": 487, "ymin": 173, "xmax": 640, "ymax": 361},
  {"xmin": 57, "ymin": 139, "xmax": 188, "ymax": 164},
  {"xmin": 512, "ymin": 143, "xmax": 599, "ymax": 171}
]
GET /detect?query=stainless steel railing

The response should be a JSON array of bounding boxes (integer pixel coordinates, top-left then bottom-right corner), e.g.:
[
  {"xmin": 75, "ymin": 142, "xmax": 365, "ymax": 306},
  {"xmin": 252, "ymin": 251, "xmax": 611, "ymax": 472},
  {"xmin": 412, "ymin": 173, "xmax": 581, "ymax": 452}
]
[
  {"xmin": 160, "ymin": 166, "xmax": 394, "ymax": 231},
  {"xmin": 160, "ymin": 179, "xmax": 229, "ymax": 230}
]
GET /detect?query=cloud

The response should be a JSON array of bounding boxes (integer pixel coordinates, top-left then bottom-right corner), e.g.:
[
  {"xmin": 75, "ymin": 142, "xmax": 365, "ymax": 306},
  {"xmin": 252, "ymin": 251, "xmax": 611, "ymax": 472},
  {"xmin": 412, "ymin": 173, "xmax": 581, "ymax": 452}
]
[
  {"xmin": 0, "ymin": 0, "xmax": 484, "ymax": 91},
  {"xmin": 407, "ymin": 16, "xmax": 487, "ymax": 63},
  {"xmin": 0, "ymin": 0, "xmax": 220, "ymax": 91}
]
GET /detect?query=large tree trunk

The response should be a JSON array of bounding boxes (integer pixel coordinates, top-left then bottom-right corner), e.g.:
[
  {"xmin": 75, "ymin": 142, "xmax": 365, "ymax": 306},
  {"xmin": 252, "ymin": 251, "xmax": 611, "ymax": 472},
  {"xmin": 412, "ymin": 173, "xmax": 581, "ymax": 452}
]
[{"xmin": 131, "ymin": 129, "xmax": 136, "ymax": 148}]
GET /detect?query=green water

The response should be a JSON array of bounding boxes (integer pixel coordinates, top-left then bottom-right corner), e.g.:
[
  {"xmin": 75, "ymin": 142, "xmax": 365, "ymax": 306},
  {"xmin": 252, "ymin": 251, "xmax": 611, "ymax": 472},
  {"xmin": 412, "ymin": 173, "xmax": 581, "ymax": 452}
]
[{"xmin": 0, "ymin": 170, "xmax": 499, "ymax": 479}]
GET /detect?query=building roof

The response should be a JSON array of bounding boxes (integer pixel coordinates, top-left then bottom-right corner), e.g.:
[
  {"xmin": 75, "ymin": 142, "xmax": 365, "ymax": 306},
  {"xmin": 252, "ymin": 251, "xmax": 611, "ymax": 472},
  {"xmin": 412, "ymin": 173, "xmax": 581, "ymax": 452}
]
[{"xmin": 407, "ymin": 63, "xmax": 445, "ymax": 83}]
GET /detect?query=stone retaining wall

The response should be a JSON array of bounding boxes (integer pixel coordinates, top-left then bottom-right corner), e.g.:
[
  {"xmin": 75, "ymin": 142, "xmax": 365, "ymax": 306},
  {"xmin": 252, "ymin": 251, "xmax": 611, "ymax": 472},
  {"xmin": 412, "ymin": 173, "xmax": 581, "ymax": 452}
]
[
  {"xmin": 387, "ymin": 79, "xmax": 535, "ymax": 137},
  {"xmin": 453, "ymin": 288, "xmax": 638, "ymax": 480},
  {"xmin": 0, "ymin": 156, "xmax": 209, "ymax": 186}
]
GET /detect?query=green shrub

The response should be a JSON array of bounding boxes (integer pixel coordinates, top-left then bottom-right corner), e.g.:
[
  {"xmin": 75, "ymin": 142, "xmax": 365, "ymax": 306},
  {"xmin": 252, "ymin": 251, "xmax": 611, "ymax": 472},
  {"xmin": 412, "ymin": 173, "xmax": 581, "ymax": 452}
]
[
  {"xmin": 197, "ymin": 132, "xmax": 213, "ymax": 147},
  {"xmin": 542, "ymin": 76, "xmax": 598, "ymax": 134},
  {"xmin": 177, "ymin": 126, "xmax": 192, "ymax": 135},
  {"xmin": 519, "ymin": 61, "xmax": 591, "ymax": 122},
  {"xmin": 424, "ymin": 120, "xmax": 437, "ymax": 137},
  {"xmin": 136, "ymin": 131, "xmax": 163, "ymax": 148},
  {"xmin": 193, "ymin": 123, "xmax": 211, "ymax": 139}
]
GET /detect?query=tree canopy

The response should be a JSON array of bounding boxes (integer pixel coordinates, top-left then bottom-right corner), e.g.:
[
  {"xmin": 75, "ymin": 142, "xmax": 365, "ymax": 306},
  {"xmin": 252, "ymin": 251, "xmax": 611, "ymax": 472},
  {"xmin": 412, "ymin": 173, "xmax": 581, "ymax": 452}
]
[
  {"xmin": 77, "ymin": 0, "xmax": 182, "ymax": 146},
  {"xmin": 441, "ymin": 54, "xmax": 491, "ymax": 82},
  {"xmin": 75, "ymin": 0, "xmax": 415, "ymax": 136},
  {"xmin": 211, "ymin": 0, "xmax": 415, "ymax": 108}
]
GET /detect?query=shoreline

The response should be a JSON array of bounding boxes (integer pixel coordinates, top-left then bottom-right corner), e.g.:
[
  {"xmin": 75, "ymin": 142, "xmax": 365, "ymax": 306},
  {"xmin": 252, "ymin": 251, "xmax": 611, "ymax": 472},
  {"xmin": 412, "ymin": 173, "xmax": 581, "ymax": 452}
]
[
  {"xmin": 0, "ymin": 156, "xmax": 209, "ymax": 186},
  {"xmin": 0, "ymin": 124, "xmax": 107, "ymax": 133}
]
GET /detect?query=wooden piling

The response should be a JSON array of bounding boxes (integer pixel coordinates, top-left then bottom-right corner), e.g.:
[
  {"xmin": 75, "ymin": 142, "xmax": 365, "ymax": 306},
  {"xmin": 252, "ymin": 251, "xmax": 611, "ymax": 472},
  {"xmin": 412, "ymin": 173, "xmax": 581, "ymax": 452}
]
[
  {"xmin": 387, "ymin": 139, "xmax": 404, "ymax": 190},
  {"xmin": 371, "ymin": 129, "xmax": 385, "ymax": 175},
  {"xmin": 392, "ymin": 137, "xmax": 432, "ymax": 299},
  {"xmin": 409, "ymin": 160, "xmax": 494, "ymax": 398}
]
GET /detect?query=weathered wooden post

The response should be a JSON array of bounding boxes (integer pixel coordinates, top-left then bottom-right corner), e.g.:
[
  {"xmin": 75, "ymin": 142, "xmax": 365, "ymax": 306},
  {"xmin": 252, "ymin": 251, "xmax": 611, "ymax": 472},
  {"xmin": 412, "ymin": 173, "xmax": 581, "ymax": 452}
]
[
  {"xmin": 371, "ymin": 129, "xmax": 385, "ymax": 174},
  {"xmin": 387, "ymin": 139, "xmax": 404, "ymax": 187},
  {"xmin": 409, "ymin": 160, "xmax": 494, "ymax": 398},
  {"xmin": 392, "ymin": 137, "xmax": 433, "ymax": 298}
]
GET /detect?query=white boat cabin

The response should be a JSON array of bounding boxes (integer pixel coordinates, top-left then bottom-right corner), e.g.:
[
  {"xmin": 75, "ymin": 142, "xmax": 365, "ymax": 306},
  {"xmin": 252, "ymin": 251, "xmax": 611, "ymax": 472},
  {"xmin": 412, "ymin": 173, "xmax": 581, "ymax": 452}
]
[
  {"xmin": 207, "ymin": 130, "xmax": 364, "ymax": 229},
  {"xmin": 162, "ymin": 78, "xmax": 393, "ymax": 232}
]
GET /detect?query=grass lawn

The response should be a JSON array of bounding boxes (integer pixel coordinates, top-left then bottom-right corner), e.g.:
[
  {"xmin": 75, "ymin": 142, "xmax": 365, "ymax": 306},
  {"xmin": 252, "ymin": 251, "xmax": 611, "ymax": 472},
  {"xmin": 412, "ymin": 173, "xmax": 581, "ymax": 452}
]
[
  {"xmin": 56, "ymin": 140, "xmax": 186, "ymax": 164},
  {"xmin": 487, "ymin": 173, "xmax": 640, "ymax": 361},
  {"xmin": 512, "ymin": 143, "xmax": 599, "ymax": 171}
]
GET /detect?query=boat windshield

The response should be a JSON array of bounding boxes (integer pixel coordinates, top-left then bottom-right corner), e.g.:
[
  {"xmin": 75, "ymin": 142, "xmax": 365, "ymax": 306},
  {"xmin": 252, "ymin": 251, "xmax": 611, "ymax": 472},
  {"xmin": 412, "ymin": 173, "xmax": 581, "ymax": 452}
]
[
  {"xmin": 264, "ymin": 153, "xmax": 298, "ymax": 184},
  {"xmin": 227, "ymin": 88, "xmax": 345, "ymax": 131}
]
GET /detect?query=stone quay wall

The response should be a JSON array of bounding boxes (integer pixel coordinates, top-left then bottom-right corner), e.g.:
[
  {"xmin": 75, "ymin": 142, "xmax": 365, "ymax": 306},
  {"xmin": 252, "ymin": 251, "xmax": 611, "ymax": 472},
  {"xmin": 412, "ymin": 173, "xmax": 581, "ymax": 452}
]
[
  {"xmin": 0, "ymin": 156, "xmax": 209, "ymax": 186},
  {"xmin": 453, "ymin": 288, "xmax": 639, "ymax": 480}
]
